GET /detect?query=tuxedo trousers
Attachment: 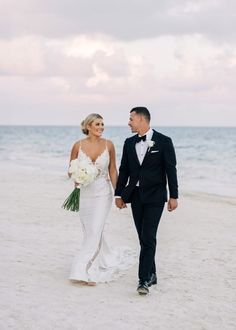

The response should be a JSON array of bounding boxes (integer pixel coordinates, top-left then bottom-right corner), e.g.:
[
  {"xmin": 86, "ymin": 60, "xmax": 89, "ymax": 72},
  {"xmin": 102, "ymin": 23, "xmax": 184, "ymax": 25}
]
[{"xmin": 131, "ymin": 187, "xmax": 164, "ymax": 282}]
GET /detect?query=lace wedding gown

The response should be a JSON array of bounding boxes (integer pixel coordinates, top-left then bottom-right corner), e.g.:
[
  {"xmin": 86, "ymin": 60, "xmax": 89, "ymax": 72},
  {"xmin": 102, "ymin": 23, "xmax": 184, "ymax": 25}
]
[{"xmin": 69, "ymin": 143, "xmax": 136, "ymax": 283}]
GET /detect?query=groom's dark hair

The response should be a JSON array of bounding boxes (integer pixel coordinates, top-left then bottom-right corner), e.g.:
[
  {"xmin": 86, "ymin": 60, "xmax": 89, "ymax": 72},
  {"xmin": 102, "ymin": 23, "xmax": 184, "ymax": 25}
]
[{"xmin": 130, "ymin": 107, "xmax": 151, "ymax": 122}]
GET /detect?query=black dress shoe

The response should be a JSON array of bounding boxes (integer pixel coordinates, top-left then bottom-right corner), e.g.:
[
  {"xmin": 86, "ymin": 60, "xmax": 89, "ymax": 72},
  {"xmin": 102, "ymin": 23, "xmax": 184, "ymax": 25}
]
[
  {"xmin": 147, "ymin": 273, "xmax": 157, "ymax": 287},
  {"xmin": 137, "ymin": 281, "xmax": 149, "ymax": 295}
]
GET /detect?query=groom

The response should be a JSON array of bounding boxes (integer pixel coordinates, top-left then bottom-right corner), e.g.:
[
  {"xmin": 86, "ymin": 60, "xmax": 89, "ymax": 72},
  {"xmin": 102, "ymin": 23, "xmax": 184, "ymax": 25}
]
[{"xmin": 115, "ymin": 107, "xmax": 178, "ymax": 295}]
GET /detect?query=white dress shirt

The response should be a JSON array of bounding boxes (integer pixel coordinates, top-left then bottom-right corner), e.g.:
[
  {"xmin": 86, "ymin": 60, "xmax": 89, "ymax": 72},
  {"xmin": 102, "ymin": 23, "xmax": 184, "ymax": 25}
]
[
  {"xmin": 135, "ymin": 128, "xmax": 153, "ymax": 186},
  {"xmin": 135, "ymin": 128, "xmax": 154, "ymax": 165}
]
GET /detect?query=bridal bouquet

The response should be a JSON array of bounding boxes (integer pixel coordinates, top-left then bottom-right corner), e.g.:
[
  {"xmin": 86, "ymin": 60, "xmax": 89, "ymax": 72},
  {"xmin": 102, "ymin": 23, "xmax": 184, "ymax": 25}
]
[{"xmin": 62, "ymin": 159, "xmax": 98, "ymax": 212}]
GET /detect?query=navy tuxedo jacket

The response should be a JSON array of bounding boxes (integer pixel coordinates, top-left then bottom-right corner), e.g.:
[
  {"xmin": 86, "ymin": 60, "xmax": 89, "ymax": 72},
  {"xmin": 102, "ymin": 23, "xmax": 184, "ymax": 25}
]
[{"xmin": 115, "ymin": 130, "xmax": 178, "ymax": 204}]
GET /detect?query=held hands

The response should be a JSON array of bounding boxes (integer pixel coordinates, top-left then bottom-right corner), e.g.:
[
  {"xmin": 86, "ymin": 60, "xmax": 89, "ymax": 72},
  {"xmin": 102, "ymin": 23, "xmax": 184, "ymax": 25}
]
[
  {"xmin": 115, "ymin": 197, "xmax": 127, "ymax": 209},
  {"xmin": 167, "ymin": 198, "xmax": 178, "ymax": 212},
  {"xmin": 115, "ymin": 197, "xmax": 177, "ymax": 210}
]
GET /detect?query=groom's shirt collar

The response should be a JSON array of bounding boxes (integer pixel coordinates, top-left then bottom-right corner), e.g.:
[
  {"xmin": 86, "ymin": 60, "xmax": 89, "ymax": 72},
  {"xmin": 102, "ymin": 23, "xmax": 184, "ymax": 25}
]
[{"xmin": 138, "ymin": 128, "xmax": 153, "ymax": 141}]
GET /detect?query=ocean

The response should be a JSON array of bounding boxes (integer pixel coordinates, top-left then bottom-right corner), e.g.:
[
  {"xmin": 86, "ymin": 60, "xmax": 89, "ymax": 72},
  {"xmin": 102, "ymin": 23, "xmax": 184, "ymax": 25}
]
[{"xmin": 0, "ymin": 126, "xmax": 235, "ymax": 198}]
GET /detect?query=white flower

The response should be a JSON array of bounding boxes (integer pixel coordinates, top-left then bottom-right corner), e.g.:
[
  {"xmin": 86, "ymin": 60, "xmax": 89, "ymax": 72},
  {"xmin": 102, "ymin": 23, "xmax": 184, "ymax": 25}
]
[
  {"xmin": 68, "ymin": 159, "xmax": 98, "ymax": 187},
  {"xmin": 68, "ymin": 159, "xmax": 79, "ymax": 174},
  {"xmin": 147, "ymin": 140, "xmax": 155, "ymax": 148},
  {"xmin": 147, "ymin": 140, "xmax": 155, "ymax": 152}
]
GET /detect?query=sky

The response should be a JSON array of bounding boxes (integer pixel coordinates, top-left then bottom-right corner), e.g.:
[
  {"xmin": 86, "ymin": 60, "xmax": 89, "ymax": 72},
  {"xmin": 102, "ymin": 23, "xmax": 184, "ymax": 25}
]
[{"xmin": 0, "ymin": 0, "xmax": 236, "ymax": 126}]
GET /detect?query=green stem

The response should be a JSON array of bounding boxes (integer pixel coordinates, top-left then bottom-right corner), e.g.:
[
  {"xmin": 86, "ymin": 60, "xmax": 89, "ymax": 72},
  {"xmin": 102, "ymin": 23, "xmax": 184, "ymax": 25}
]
[{"xmin": 62, "ymin": 188, "xmax": 80, "ymax": 212}]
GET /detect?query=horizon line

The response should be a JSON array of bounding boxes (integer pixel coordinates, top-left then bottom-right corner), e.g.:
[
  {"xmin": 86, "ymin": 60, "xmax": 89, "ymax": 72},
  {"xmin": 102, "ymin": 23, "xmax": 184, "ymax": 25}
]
[{"xmin": 0, "ymin": 124, "xmax": 235, "ymax": 128}]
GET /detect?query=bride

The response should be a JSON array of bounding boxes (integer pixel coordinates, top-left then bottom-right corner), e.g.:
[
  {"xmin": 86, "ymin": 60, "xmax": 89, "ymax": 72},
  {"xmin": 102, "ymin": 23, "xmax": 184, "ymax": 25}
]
[{"xmin": 68, "ymin": 113, "xmax": 135, "ymax": 285}]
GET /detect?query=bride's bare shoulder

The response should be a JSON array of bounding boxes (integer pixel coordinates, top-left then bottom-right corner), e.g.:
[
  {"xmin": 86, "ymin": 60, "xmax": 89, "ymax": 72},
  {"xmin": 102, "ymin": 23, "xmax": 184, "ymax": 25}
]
[
  {"xmin": 72, "ymin": 138, "xmax": 87, "ymax": 149},
  {"xmin": 70, "ymin": 140, "xmax": 82, "ymax": 157},
  {"xmin": 71, "ymin": 141, "xmax": 79, "ymax": 150},
  {"xmin": 106, "ymin": 139, "xmax": 115, "ymax": 151}
]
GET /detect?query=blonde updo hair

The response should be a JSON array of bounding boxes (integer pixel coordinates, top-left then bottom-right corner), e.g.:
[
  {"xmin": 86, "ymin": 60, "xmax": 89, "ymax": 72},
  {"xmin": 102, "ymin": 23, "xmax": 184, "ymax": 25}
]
[{"xmin": 81, "ymin": 113, "xmax": 103, "ymax": 135}]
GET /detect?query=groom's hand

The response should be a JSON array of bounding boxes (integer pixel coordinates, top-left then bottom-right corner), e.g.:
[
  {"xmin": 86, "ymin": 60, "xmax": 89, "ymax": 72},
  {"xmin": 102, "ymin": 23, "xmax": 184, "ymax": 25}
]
[
  {"xmin": 167, "ymin": 198, "xmax": 178, "ymax": 212},
  {"xmin": 115, "ymin": 197, "xmax": 127, "ymax": 209}
]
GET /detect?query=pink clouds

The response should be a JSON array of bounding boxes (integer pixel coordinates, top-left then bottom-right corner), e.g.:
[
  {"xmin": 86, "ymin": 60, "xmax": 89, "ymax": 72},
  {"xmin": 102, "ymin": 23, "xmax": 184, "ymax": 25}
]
[{"xmin": 0, "ymin": 1, "xmax": 236, "ymax": 126}]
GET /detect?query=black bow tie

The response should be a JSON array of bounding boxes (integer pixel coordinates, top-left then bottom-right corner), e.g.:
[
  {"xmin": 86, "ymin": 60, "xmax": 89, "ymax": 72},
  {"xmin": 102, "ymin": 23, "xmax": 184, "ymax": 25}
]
[{"xmin": 136, "ymin": 135, "xmax": 146, "ymax": 143}]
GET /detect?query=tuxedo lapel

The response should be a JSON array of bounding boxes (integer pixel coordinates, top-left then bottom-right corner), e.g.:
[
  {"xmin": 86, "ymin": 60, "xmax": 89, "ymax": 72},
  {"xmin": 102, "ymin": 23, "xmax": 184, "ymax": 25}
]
[
  {"xmin": 130, "ymin": 135, "xmax": 140, "ymax": 166},
  {"xmin": 141, "ymin": 130, "xmax": 157, "ymax": 165}
]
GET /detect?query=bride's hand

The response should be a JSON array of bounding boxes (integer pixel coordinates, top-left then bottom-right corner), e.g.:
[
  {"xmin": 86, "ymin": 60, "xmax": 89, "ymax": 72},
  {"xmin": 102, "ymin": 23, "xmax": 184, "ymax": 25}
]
[{"xmin": 115, "ymin": 197, "xmax": 127, "ymax": 209}]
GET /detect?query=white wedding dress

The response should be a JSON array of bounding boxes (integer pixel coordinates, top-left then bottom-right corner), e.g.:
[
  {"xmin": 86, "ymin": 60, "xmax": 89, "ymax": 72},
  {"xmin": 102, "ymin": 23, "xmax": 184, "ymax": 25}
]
[{"xmin": 69, "ymin": 142, "xmax": 136, "ymax": 283}]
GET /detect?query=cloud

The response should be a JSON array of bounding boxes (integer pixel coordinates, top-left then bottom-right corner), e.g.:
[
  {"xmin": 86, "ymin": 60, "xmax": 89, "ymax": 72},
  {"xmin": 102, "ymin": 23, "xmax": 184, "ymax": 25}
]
[
  {"xmin": 0, "ymin": 0, "xmax": 236, "ymax": 126},
  {"xmin": 0, "ymin": 0, "xmax": 235, "ymax": 42},
  {"xmin": 1, "ymin": 34, "xmax": 235, "ymax": 118},
  {"xmin": 0, "ymin": 37, "xmax": 45, "ymax": 75}
]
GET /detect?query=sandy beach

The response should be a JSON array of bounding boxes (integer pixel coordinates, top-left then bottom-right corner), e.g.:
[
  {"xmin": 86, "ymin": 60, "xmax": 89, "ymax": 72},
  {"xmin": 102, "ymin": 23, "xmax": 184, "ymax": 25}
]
[{"xmin": 0, "ymin": 164, "xmax": 235, "ymax": 330}]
